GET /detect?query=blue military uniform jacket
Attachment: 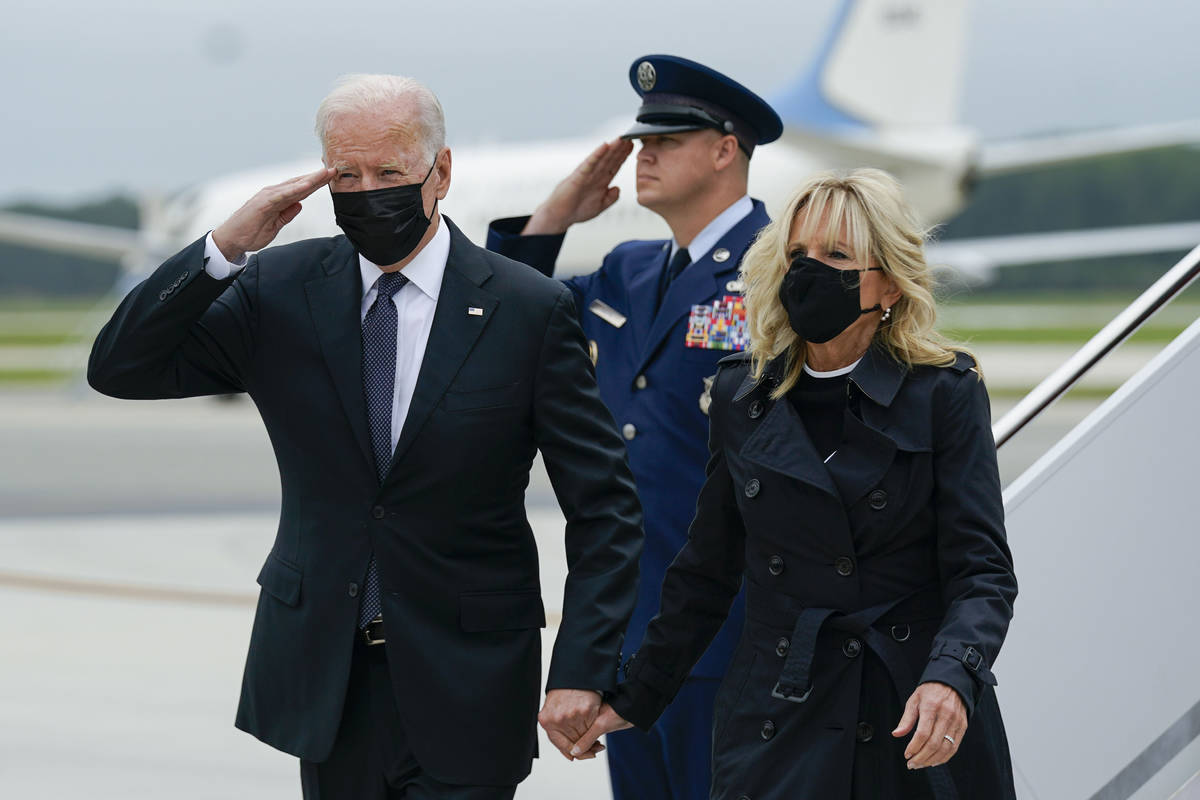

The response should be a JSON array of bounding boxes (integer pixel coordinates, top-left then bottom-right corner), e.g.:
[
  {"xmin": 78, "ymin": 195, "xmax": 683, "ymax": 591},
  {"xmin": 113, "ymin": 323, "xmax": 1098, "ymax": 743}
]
[{"xmin": 487, "ymin": 200, "xmax": 770, "ymax": 678}]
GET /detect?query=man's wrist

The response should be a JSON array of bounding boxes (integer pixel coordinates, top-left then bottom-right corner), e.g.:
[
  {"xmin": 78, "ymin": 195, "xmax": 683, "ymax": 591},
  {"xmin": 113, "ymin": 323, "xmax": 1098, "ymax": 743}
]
[{"xmin": 521, "ymin": 208, "xmax": 569, "ymax": 236}]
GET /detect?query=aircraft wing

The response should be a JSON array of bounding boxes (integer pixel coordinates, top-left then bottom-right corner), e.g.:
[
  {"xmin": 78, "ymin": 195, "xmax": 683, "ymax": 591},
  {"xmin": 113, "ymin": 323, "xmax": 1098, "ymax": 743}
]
[
  {"xmin": 978, "ymin": 120, "xmax": 1200, "ymax": 175},
  {"xmin": 928, "ymin": 220, "xmax": 1200, "ymax": 282},
  {"xmin": 0, "ymin": 211, "xmax": 142, "ymax": 261}
]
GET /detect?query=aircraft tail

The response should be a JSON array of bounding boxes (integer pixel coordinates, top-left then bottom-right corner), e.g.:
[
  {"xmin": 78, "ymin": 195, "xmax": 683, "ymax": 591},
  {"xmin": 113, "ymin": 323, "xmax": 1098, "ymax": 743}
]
[{"xmin": 771, "ymin": 0, "xmax": 969, "ymax": 131}]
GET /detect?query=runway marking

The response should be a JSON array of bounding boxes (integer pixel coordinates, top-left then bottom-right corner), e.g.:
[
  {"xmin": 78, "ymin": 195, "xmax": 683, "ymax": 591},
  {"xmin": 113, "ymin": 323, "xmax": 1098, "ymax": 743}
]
[{"xmin": 0, "ymin": 569, "xmax": 565, "ymax": 625}]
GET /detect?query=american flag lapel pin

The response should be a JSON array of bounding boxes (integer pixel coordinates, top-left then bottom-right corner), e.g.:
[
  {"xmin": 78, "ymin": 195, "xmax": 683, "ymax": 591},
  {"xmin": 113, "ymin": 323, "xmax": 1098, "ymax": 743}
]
[{"xmin": 468, "ymin": 306, "xmax": 484, "ymax": 316}]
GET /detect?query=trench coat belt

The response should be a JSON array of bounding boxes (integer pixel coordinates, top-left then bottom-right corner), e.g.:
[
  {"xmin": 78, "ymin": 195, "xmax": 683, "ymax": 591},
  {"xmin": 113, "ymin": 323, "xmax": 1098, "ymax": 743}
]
[{"xmin": 768, "ymin": 586, "xmax": 959, "ymax": 800}]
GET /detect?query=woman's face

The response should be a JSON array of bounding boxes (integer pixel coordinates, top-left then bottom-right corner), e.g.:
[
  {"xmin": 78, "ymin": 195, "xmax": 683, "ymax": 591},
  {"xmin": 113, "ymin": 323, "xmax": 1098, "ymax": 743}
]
[{"xmin": 786, "ymin": 210, "xmax": 902, "ymax": 345}]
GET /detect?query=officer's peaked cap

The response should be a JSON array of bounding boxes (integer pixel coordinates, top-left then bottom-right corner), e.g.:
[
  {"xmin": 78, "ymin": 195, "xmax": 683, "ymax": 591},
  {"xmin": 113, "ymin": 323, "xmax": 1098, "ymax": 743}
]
[{"xmin": 622, "ymin": 54, "xmax": 783, "ymax": 156}]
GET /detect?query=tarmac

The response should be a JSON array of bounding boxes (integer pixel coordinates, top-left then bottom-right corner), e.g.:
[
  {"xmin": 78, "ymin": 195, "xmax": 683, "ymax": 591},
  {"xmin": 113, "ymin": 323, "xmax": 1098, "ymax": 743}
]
[{"xmin": 0, "ymin": 379, "xmax": 1106, "ymax": 798}]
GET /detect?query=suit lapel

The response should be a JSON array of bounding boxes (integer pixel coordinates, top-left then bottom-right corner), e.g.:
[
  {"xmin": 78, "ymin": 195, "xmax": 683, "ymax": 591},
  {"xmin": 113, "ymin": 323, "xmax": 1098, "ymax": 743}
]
[
  {"xmin": 635, "ymin": 202, "xmax": 769, "ymax": 374},
  {"xmin": 387, "ymin": 219, "xmax": 498, "ymax": 475},
  {"xmin": 305, "ymin": 237, "xmax": 374, "ymax": 474}
]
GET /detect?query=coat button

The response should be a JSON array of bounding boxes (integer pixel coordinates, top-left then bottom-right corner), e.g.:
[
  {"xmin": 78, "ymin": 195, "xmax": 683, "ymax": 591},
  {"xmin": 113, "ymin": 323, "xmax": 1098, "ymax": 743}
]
[
  {"xmin": 760, "ymin": 720, "xmax": 776, "ymax": 741},
  {"xmin": 744, "ymin": 478, "xmax": 761, "ymax": 498},
  {"xmin": 348, "ymin": 582, "xmax": 359, "ymax": 598},
  {"xmin": 856, "ymin": 722, "xmax": 874, "ymax": 742},
  {"xmin": 843, "ymin": 638, "xmax": 862, "ymax": 658},
  {"xmin": 635, "ymin": 375, "xmax": 648, "ymax": 390},
  {"xmin": 372, "ymin": 505, "xmax": 385, "ymax": 519},
  {"xmin": 834, "ymin": 556, "xmax": 854, "ymax": 577},
  {"xmin": 767, "ymin": 555, "xmax": 785, "ymax": 576},
  {"xmin": 747, "ymin": 400, "xmax": 763, "ymax": 419},
  {"xmin": 622, "ymin": 423, "xmax": 637, "ymax": 440},
  {"xmin": 868, "ymin": 489, "xmax": 888, "ymax": 510},
  {"xmin": 775, "ymin": 637, "xmax": 789, "ymax": 657}
]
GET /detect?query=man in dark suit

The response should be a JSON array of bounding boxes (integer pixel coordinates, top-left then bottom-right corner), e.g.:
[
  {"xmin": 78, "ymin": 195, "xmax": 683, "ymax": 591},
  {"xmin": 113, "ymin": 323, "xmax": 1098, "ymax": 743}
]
[
  {"xmin": 486, "ymin": 55, "xmax": 781, "ymax": 800},
  {"xmin": 88, "ymin": 73, "xmax": 643, "ymax": 799}
]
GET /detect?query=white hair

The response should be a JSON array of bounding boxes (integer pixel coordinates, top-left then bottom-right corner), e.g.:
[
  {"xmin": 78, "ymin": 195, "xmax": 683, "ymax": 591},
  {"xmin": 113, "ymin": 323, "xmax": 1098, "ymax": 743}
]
[{"xmin": 314, "ymin": 74, "xmax": 446, "ymax": 166}]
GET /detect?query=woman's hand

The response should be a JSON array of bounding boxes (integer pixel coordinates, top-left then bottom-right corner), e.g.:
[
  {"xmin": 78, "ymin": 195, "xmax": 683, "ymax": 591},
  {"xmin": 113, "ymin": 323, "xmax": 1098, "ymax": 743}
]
[
  {"xmin": 569, "ymin": 702, "xmax": 634, "ymax": 759},
  {"xmin": 892, "ymin": 681, "xmax": 967, "ymax": 769}
]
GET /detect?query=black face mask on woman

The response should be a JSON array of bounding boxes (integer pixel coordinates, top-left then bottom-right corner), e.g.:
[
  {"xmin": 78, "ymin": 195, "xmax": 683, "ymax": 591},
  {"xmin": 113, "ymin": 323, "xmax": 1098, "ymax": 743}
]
[
  {"xmin": 778, "ymin": 255, "xmax": 884, "ymax": 343},
  {"xmin": 331, "ymin": 161, "xmax": 437, "ymax": 266}
]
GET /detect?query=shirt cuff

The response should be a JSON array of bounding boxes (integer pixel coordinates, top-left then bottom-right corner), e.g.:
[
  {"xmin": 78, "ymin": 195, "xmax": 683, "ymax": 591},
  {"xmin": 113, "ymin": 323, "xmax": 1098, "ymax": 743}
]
[{"xmin": 203, "ymin": 231, "xmax": 249, "ymax": 279}]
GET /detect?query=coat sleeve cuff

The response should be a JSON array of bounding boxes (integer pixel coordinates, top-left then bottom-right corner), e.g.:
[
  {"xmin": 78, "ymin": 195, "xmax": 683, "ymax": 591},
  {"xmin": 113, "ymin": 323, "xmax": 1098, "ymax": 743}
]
[
  {"xmin": 485, "ymin": 216, "xmax": 565, "ymax": 277},
  {"xmin": 919, "ymin": 643, "xmax": 998, "ymax": 719}
]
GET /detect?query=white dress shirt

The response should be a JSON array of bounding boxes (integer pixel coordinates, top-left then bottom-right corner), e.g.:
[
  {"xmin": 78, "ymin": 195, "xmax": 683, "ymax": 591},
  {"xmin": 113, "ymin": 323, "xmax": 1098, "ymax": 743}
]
[
  {"xmin": 203, "ymin": 221, "xmax": 451, "ymax": 451},
  {"xmin": 668, "ymin": 194, "xmax": 754, "ymax": 262}
]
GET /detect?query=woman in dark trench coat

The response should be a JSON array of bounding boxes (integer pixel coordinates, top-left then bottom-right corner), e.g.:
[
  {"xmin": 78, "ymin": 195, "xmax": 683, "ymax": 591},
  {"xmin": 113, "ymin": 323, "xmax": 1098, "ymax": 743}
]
[{"xmin": 573, "ymin": 169, "xmax": 1018, "ymax": 799}]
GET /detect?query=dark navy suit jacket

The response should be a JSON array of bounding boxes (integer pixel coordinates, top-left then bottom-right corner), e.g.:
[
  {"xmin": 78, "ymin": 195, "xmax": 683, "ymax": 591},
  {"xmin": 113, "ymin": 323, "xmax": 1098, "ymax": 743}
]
[{"xmin": 487, "ymin": 201, "xmax": 770, "ymax": 679}]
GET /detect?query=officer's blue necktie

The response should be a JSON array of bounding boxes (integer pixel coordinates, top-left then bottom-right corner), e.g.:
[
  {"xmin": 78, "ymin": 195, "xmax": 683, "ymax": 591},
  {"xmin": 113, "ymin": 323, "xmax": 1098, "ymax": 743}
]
[
  {"xmin": 359, "ymin": 270, "xmax": 408, "ymax": 628},
  {"xmin": 657, "ymin": 247, "xmax": 691, "ymax": 310}
]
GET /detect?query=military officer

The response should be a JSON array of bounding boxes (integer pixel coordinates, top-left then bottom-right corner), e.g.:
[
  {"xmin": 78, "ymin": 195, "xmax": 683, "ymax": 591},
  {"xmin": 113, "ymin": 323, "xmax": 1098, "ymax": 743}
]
[{"xmin": 487, "ymin": 55, "xmax": 783, "ymax": 800}]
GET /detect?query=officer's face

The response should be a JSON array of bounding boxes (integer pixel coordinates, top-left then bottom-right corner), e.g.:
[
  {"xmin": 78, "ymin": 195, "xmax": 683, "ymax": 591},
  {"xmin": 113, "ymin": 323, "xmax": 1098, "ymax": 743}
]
[{"xmin": 634, "ymin": 130, "xmax": 726, "ymax": 212}]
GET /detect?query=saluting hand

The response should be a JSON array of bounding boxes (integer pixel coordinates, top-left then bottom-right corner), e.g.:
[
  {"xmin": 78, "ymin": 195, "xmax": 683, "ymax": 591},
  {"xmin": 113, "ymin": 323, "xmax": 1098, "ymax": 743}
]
[
  {"xmin": 211, "ymin": 167, "xmax": 337, "ymax": 263},
  {"xmin": 522, "ymin": 139, "xmax": 634, "ymax": 236},
  {"xmin": 892, "ymin": 681, "xmax": 967, "ymax": 769}
]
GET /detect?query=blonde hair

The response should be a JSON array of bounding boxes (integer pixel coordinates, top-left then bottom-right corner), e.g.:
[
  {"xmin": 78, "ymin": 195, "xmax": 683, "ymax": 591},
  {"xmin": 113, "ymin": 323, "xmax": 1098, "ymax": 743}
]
[{"xmin": 742, "ymin": 168, "xmax": 972, "ymax": 398}]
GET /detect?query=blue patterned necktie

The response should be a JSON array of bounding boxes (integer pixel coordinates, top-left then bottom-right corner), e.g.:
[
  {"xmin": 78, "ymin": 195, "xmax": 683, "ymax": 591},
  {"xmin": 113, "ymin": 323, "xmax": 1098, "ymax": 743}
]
[{"xmin": 359, "ymin": 269, "xmax": 409, "ymax": 627}]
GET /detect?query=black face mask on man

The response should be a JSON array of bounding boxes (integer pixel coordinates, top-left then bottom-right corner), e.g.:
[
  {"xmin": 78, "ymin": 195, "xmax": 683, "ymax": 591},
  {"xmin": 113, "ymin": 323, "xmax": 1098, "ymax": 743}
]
[
  {"xmin": 778, "ymin": 255, "xmax": 884, "ymax": 343},
  {"xmin": 331, "ymin": 161, "xmax": 437, "ymax": 266}
]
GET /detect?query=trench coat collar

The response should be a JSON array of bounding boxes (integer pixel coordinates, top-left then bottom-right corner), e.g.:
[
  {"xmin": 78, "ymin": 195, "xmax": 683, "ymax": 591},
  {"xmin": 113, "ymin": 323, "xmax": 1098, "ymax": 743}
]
[{"xmin": 847, "ymin": 344, "xmax": 907, "ymax": 408}]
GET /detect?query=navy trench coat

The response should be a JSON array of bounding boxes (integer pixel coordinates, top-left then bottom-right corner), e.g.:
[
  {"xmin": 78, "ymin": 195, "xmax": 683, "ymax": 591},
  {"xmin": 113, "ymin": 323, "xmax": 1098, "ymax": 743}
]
[{"xmin": 610, "ymin": 346, "xmax": 1018, "ymax": 799}]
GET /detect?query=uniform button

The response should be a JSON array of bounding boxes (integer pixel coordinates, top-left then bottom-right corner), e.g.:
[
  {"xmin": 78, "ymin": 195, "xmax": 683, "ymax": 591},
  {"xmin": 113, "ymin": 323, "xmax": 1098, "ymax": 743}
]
[
  {"xmin": 760, "ymin": 720, "xmax": 776, "ymax": 741},
  {"xmin": 843, "ymin": 638, "xmax": 862, "ymax": 658},
  {"xmin": 856, "ymin": 722, "xmax": 874, "ymax": 742},
  {"xmin": 622, "ymin": 423, "xmax": 637, "ymax": 440},
  {"xmin": 835, "ymin": 556, "xmax": 854, "ymax": 577},
  {"xmin": 868, "ymin": 489, "xmax": 888, "ymax": 510},
  {"xmin": 775, "ymin": 637, "xmax": 789, "ymax": 657},
  {"xmin": 372, "ymin": 505, "xmax": 385, "ymax": 519},
  {"xmin": 748, "ymin": 400, "xmax": 764, "ymax": 419},
  {"xmin": 348, "ymin": 582, "xmax": 359, "ymax": 598},
  {"xmin": 767, "ymin": 555, "xmax": 785, "ymax": 576},
  {"xmin": 744, "ymin": 478, "xmax": 761, "ymax": 498},
  {"xmin": 634, "ymin": 375, "xmax": 648, "ymax": 390}
]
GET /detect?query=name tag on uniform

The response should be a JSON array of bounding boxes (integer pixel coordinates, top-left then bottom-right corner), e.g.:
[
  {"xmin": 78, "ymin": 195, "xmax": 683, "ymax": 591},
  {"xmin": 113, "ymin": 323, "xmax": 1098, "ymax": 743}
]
[
  {"xmin": 588, "ymin": 299, "xmax": 627, "ymax": 328},
  {"xmin": 685, "ymin": 295, "xmax": 748, "ymax": 351}
]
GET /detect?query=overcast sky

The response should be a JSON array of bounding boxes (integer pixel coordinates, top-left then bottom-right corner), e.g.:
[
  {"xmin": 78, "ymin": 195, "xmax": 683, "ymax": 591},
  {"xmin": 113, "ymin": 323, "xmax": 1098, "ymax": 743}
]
[{"xmin": 3, "ymin": 0, "xmax": 1198, "ymax": 204}]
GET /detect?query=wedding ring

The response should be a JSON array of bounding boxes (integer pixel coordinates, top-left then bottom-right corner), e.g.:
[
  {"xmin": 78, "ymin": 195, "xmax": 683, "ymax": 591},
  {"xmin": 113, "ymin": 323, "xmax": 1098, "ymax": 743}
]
[{"xmin": 943, "ymin": 734, "xmax": 955, "ymax": 746}]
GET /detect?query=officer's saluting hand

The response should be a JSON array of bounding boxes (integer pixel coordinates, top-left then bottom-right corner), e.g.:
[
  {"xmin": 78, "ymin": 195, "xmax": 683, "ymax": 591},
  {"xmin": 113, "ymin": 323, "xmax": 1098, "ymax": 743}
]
[{"xmin": 521, "ymin": 139, "xmax": 634, "ymax": 236}]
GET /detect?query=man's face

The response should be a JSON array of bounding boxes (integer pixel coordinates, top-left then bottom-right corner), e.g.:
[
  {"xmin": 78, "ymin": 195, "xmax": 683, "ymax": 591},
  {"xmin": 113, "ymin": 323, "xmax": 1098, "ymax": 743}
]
[
  {"xmin": 322, "ymin": 104, "xmax": 445, "ymax": 218},
  {"xmin": 634, "ymin": 129, "xmax": 725, "ymax": 213}
]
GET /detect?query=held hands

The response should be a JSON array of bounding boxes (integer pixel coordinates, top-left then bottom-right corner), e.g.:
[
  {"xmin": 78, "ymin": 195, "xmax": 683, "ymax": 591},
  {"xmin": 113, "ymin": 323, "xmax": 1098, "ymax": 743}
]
[
  {"xmin": 212, "ymin": 167, "xmax": 336, "ymax": 263},
  {"xmin": 569, "ymin": 702, "xmax": 633, "ymax": 759},
  {"xmin": 892, "ymin": 681, "xmax": 967, "ymax": 769},
  {"xmin": 522, "ymin": 139, "xmax": 634, "ymax": 236},
  {"xmin": 538, "ymin": 689, "xmax": 607, "ymax": 760}
]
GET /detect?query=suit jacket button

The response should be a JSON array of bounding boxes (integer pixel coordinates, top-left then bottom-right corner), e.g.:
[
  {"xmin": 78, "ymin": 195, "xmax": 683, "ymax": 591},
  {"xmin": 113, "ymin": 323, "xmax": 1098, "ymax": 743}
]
[
  {"xmin": 760, "ymin": 720, "xmax": 776, "ymax": 741},
  {"xmin": 767, "ymin": 555, "xmax": 785, "ymax": 576},
  {"xmin": 622, "ymin": 423, "xmax": 637, "ymax": 440},
  {"xmin": 634, "ymin": 375, "xmax": 648, "ymax": 390},
  {"xmin": 843, "ymin": 637, "xmax": 862, "ymax": 658},
  {"xmin": 372, "ymin": 505, "xmax": 385, "ymax": 519},
  {"xmin": 856, "ymin": 721, "xmax": 874, "ymax": 742},
  {"xmin": 835, "ymin": 556, "xmax": 854, "ymax": 577},
  {"xmin": 348, "ymin": 583, "xmax": 359, "ymax": 598},
  {"xmin": 868, "ymin": 489, "xmax": 888, "ymax": 510},
  {"xmin": 775, "ymin": 637, "xmax": 789, "ymax": 657},
  {"xmin": 747, "ymin": 400, "xmax": 763, "ymax": 419},
  {"xmin": 744, "ymin": 478, "xmax": 761, "ymax": 498}
]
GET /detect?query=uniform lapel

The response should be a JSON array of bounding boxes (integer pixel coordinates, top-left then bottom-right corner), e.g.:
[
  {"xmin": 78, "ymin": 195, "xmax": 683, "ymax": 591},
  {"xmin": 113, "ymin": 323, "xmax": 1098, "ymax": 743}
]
[
  {"xmin": 387, "ymin": 218, "xmax": 498, "ymax": 475},
  {"xmin": 305, "ymin": 237, "xmax": 374, "ymax": 474},
  {"xmin": 635, "ymin": 201, "xmax": 769, "ymax": 374},
  {"xmin": 625, "ymin": 242, "xmax": 668, "ymax": 352}
]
